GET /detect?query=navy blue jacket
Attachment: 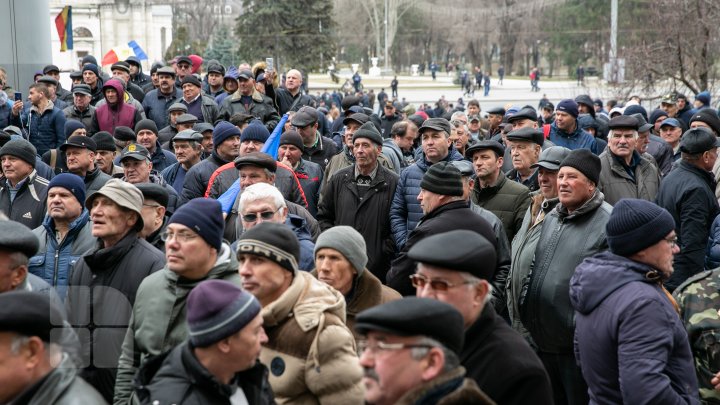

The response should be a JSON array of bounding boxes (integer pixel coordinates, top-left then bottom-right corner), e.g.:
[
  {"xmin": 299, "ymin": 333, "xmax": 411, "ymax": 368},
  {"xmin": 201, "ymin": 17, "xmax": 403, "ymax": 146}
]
[
  {"xmin": 12, "ymin": 103, "xmax": 67, "ymax": 156},
  {"xmin": 571, "ymin": 251, "xmax": 699, "ymax": 405},
  {"xmin": 142, "ymin": 88, "xmax": 182, "ymax": 130},
  {"xmin": 706, "ymin": 214, "xmax": 720, "ymax": 269},
  {"xmin": 548, "ymin": 122, "xmax": 602, "ymax": 155}
]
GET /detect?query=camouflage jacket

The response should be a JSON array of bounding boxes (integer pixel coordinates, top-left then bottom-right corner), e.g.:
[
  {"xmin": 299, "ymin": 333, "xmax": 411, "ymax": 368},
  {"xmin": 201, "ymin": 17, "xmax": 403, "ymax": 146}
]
[{"xmin": 674, "ymin": 268, "xmax": 720, "ymax": 404}]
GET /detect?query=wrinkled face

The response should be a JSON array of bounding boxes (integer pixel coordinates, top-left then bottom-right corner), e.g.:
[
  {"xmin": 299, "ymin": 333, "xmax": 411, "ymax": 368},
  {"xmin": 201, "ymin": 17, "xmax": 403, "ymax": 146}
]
[
  {"xmin": 216, "ymin": 135, "xmax": 240, "ymax": 160},
  {"xmin": 240, "ymin": 198, "xmax": 285, "ymax": 231},
  {"xmin": 511, "ymin": 118, "xmax": 537, "ymax": 130},
  {"xmin": 122, "ymin": 158, "xmax": 152, "ymax": 184},
  {"xmin": 165, "ymin": 223, "xmax": 217, "ymax": 278},
  {"xmin": 47, "ymin": 186, "xmax": 83, "ymax": 223},
  {"xmin": 636, "ymin": 131, "xmax": 650, "ymax": 154},
  {"xmin": 344, "ymin": 121, "xmax": 361, "ymax": 145},
  {"xmin": 112, "ymin": 69, "xmax": 130, "ymax": 83},
  {"xmin": 278, "ymin": 144, "xmax": 302, "ymax": 166},
  {"xmin": 659, "ymin": 125, "xmax": 682, "ymax": 146},
  {"xmin": 173, "ymin": 141, "xmax": 201, "ymax": 166},
  {"xmin": 201, "ymin": 131, "xmax": 213, "ymax": 151},
  {"xmin": 74, "ymin": 93, "xmax": 90, "ymax": 109},
  {"xmin": 240, "ymin": 140, "xmax": 264, "ymax": 156},
  {"xmin": 182, "ymin": 83, "xmax": 200, "ymax": 100},
  {"xmin": 557, "ymin": 166, "xmax": 595, "ymax": 212},
  {"xmin": 471, "ymin": 149, "xmax": 501, "ymax": 180},
  {"xmin": 238, "ymin": 253, "xmax": 292, "ymax": 307},
  {"xmin": 158, "ymin": 74, "xmax": 174, "ymax": 93},
  {"xmin": 353, "ymin": 138, "xmax": 380, "ymax": 170},
  {"xmin": 538, "ymin": 167, "xmax": 559, "ymax": 199},
  {"xmin": 285, "ymin": 70, "xmax": 302, "ymax": 92},
  {"xmin": 449, "ymin": 126, "xmax": 469, "ymax": 151},
  {"xmin": 555, "ymin": 111, "xmax": 575, "ymax": 131},
  {"xmin": 660, "ymin": 102, "xmax": 678, "ymax": 117},
  {"xmin": 136, "ymin": 129, "xmax": 158, "ymax": 151},
  {"xmin": 488, "ymin": 114, "xmax": 503, "ymax": 128},
  {"xmin": 139, "ymin": 198, "xmax": 164, "ymax": 238},
  {"xmin": 237, "ymin": 78, "xmax": 255, "ymax": 96},
  {"xmin": 421, "ymin": 130, "xmax": 451, "ymax": 164},
  {"xmin": 89, "ymin": 195, "xmax": 137, "ymax": 241},
  {"xmin": 65, "ymin": 146, "xmax": 95, "ymax": 173},
  {"xmin": 414, "ymin": 264, "xmax": 482, "ymax": 327},
  {"xmin": 417, "ymin": 188, "xmax": 443, "ymax": 214},
  {"xmin": 227, "ymin": 313, "xmax": 268, "ymax": 372},
  {"xmin": 315, "ymin": 248, "xmax": 356, "ymax": 295},
  {"xmin": 634, "ymin": 231, "xmax": 679, "ymax": 278},
  {"xmin": 104, "ymin": 88, "xmax": 118, "ymax": 104},
  {"xmin": 83, "ymin": 71, "xmax": 98, "ymax": 87},
  {"xmin": 608, "ymin": 129, "xmax": 637, "ymax": 160},
  {"xmin": 359, "ymin": 332, "xmax": 427, "ymax": 405},
  {"xmin": 0, "ymin": 332, "xmax": 36, "ymax": 403},
  {"xmin": 207, "ymin": 72, "xmax": 223, "ymax": 87},
  {"xmin": 239, "ymin": 166, "xmax": 273, "ymax": 190},
  {"xmin": 95, "ymin": 150, "xmax": 116, "ymax": 173},
  {"xmin": 1, "ymin": 156, "xmax": 33, "ymax": 186},
  {"xmin": 509, "ymin": 140, "xmax": 540, "ymax": 171}
]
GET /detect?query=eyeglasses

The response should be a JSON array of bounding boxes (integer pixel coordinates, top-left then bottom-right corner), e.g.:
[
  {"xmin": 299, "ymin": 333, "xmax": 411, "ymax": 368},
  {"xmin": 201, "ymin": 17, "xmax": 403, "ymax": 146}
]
[
  {"xmin": 142, "ymin": 203, "xmax": 162, "ymax": 208},
  {"xmin": 242, "ymin": 209, "xmax": 280, "ymax": 223},
  {"xmin": 357, "ymin": 340, "xmax": 433, "ymax": 356},
  {"xmin": 409, "ymin": 274, "xmax": 476, "ymax": 292},
  {"xmin": 160, "ymin": 230, "xmax": 199, "ymax": 243},
  {"xmin": 665, "ymin": 236, "xmax": 678, "ymax": 248},
  {"xmin": 177, "ymin": 64, "xmax": 191, "ymax": 70}
]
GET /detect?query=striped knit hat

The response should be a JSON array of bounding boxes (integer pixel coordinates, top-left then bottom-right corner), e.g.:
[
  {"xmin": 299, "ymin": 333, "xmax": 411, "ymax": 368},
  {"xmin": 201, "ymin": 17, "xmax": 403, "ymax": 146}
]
[
  {"xmin": 236, "ymin": 222, "xmax": 300, "ymax": 274},
  {"xmin": 420, "ymin": 161, "xmax": 464, "ymax": 196},
  {"xmin": 187, "ymin": 280, "xmax": 261, "ymax": 347}
]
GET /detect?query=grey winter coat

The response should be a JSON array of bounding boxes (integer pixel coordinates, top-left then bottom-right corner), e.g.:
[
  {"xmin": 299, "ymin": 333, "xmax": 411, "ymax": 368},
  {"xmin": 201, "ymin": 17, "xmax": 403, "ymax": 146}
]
[{"xmin": 597, "ymin": 150, "xmax": 660, "ymax": 205}]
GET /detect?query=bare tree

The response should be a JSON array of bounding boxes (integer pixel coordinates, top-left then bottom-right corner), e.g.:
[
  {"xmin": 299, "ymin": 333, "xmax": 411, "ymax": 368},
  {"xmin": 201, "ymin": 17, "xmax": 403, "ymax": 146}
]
[{"xmin": 358, "ymin": 0, "xmax": 419, "ymax": 68}]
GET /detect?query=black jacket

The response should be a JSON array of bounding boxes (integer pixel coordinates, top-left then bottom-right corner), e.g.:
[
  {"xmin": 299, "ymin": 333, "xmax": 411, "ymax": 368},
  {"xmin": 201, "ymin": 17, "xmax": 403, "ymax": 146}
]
[
  {"xmin": 275, "ymin": 87, "xmax": 313, "ymax": 115},
  {"xmin": 0, "ymin": 170, "xmax": 48, "ymax": 229},
  {"xmin": 180, "ymin": 153, "xmax": 232, "ymax": 204},
  {"xmin": 66, "ymin": 231, "xmax": 165, "ymax": 402},
  {"xmin": 317, "ymin": 164, "xmax": 399, "ymax": 280},
  {"xmin": 302, "ymin": 133, "xmax": 338, "ymax": 172},
  {"xmin": 462, "ymin": 305, "xmax": 553, "ymax": 405},
  {"xmin": 219, "ymin": 90, "xmax": 280, "ymax": 132},
  {"xmin": 85, "ymin": 166, "xmax": 112, "ymax": 195},
  {"xmin": 135, "ymin": 342, "xmax": 275, "ymax": 405}
]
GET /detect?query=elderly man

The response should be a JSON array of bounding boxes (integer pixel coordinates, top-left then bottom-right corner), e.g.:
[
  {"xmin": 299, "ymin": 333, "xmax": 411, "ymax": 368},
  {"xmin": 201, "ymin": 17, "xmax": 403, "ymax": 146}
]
[
  {"xmin": 278, "ymin": 130, "xmax": 323, "ymax": 216},
  {"xmin": 292, "ymin": 106, "xmax": 338, "ymax": 170},
  {"xmin": 157, "ymin": 103, "xmax": 188, "ymax": 144},
  {"xmin": 63, "ymin": 84, "xmax": 96, "ymax": 130},
  {"xmin": 656, "ymin": 127, "xmax": 720, "ymax": 291},
  {"xmin": 179, "ymin": 75, "xmax": 219, "ymax": 124},
  {"xmin": 313, "ymin": 226, "xmax": 401, "ymax": 337},
  {"xmin": 65, "ymin": 179, "xmax": 165, "ymax": 402},
  {"xmin": 92, "ymin": 131, "xmax": 123, "ymax": 176},
  {"xmin": 519, "ymin": 148, "xmax": 612, "ymax": 405},
  {"xmin": 659, "ymin": 118, "xmax": 683, "ymax": 161},
  {"xmin": 133, "ymin": 119, "xmax": 177, "ymax": 173},
  {"xmin": 219, "ymin": 69, "xmax": 280, "ymax": 132},
  {"xmin": 486, "ymin": 106, "xmax": 505, "ymax": 138},
  {"xmin": 449, "ymin": 119, "xmax": 472, "ymax": 157},
  {"xmin": 548, "ymin": 99, "xmax": 601, "ymax": 154},
  {"xmin": 382, "ymin": 120, "xmax": 418, "ymax": 174},
  {"xmin": 390, "ymin": 118, "xmax": 464, "ymax": 249},
  {"xmin": 119, "ymin": 143, "xmax": 178, "ymax": 214},
  {"xmin": 160, "ymin": 129, "xmax": 204, "ymax": 194},
  {"xmin": 0, "ymin": 139, "xmax": 49, "ymax": 229},
  {"xmin": 467, "ymin": 140, "xmax": 530, "ymax": 242},
  {"xmin": 506, "ymin": 127, "xmax": 544, "ymax": 192},
  {"xmin": 0, "ymin": 291, "xmax": 107, "ymax": 404},
  {"xmin": 142, "ymin": 66, "xmax": 182, "ymax": 130},
  {"xmin": 355, "ymin": 297, "xmax": 495, "ymax": 405},
  {"xmin": 572, "ymin": 199, "xmax": 698, "ymax": 404},
  {"xmin": 29, "ymin": 173, "xmax": 94, "ymax": 300},
  {"xmin": 276, "ymin": 68, "xmax": 312, "ymax": 115},
  {"xmin": 318, "ymin": 121, "xmax": 399, "ymax": 279},
  {"xmin": 135, "ymin": 183, "xmax": 170, "ymax": 251},
  {"xmin": 133, "ymin": 280, "xmax": 273, "ymax": 404},
  {"xmin": 113, "ymin": 198, "xmax": 240, "ymax": 404},
  {"xmin": 412, "ymin": 230, "xmax": 553, "ymax": 405},
  {"xmin": 597, "ymin": 115, "xmax": 660, "ymax": 205},
  {"xmin": 237, "ymin": 222, "xmax": 364, "ymax": 403},
  {"xmin": 509, "ymin": 146, "xmax": 571, "ymax": 340},
  {"xmin": 237, "ymin": 182, "xmax": 315, "ymax": 270},
  {"xmin": 61, "ymin": 135, "xmax": 112, "ymax": 194}
]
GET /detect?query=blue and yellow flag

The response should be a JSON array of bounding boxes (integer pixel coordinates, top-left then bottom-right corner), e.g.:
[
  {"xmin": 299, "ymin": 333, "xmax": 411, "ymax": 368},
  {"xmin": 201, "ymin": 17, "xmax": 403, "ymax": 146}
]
[{"xmin": 54, "ymin": 6, "xmax": 73, "ymax": 52}]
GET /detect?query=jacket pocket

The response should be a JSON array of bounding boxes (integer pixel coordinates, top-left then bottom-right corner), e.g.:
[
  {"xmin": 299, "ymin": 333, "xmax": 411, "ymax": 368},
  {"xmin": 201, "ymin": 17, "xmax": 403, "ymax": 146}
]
[{"xmin": 28, "ymin": 255, "xmax": 47, "ymax": 279}]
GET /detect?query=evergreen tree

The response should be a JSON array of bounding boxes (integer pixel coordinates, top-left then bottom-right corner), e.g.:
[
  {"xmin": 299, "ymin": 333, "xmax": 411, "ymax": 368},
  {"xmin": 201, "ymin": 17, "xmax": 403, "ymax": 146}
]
[
  {"xmin": 204, "ymin": 25, "xmax": 239, "ymax": 67},
  {"xmin": 234, "ymin": 0, "xmax": 336, "ymax": 72}
]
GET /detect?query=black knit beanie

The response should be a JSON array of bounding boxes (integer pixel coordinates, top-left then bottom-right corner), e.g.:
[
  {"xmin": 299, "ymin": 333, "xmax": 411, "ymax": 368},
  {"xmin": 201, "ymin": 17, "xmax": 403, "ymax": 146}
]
[
  {"xmin": 420, "ymin": 161, "xmax": 464, "ymax": 196},
  {"xmin": 606, "ymin": 199, "xmax": 676, "ymax": 257},
  {"xmin": 559, "ymin": 149, "xmax": 600, "ymax": 185},
  {"xmin": 0, "ymin": 139, "xmax": 36, "ymax": 168}
]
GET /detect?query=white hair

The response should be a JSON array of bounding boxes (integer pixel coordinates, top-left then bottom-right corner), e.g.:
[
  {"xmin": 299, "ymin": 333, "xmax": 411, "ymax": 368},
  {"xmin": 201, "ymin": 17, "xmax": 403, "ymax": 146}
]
[
  {"xmin": 450, "ymin": 111, "xmax": 468, "ymax": 122},
  {"xmin": 608, "ymin": 128, "xmax": 638, "ymax": 140},
  {"xmin": 238, "ymin": 182, "xmax": 286, "ymax": 213}
]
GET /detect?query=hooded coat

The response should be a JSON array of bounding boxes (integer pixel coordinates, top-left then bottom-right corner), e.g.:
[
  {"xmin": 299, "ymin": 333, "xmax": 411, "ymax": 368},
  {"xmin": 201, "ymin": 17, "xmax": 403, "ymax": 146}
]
[
  {"xmin": 571, "ymin": 251, "xmax": 699, "ymax": 405},
  {"xmin": 91, "ymin": 80, "xmax": 143, "ymax": 134}
]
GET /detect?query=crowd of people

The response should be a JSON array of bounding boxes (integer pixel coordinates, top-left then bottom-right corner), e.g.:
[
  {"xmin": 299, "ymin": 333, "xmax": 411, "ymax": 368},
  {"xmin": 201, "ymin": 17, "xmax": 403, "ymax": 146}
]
[{"xmin": 0, "ymin": 53, "xmax": 720, "ymax": 405}]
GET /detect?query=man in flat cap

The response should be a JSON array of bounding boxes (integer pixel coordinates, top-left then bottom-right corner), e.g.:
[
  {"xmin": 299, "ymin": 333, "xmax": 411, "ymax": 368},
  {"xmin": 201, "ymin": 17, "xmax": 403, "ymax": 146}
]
[
  {"xmin": 0, "ymin": 220, "xmax": 58, "ymax": 296},
  {"xmin": 65, "ymin": 179, "xmax": 165, "ymax": 402},
  {"xmin": 597, "ymin": 115, "xmax": 660, "ymax": 205},
  {"xmin": 688, "ymin": 108, "xmax": 720, "ymax": 201},
  {"xmin": 659, "ymin": 117, "xmax": 684, "ymax": 161},
  {"xmin": 380, "ymin": 100, "xmax": 402, "ymax": 138},
  {"xmin": 114, "ymin": 198, "xmax": 241, "ymax": 404},
  {"xmin": 657, "ymin": 127, "xmax": 720, "ymax": 291},
  {"xmin": 520, "ymin": 148, "xmax": 611, "ymax": 405},
  {"xmin": 355, "ymin": 297, "xmax": 495, "ymax": 405},
  {"xmin": 318, "ymin": 121, "xmax": 399, "ymax": 280},
  {"xmin": 574, "ymin": 199, "xmax": 698, "ymax": 404},
  {"xmin": 390, "ymin": 117, "xmax": 464, "ymax": 249},
  {"xmin": 291, "ymin": 105, "xmax": 338, "ymax": 170},
  {"xmin": 486, "ymin": 106, "xmax": 505, "ymax": 138},
  {"xmin": 62, "ymin": 134, "xmax": 112, "ymax": 194},
  {"xmin": 219, "ymin": 69, "xmax": 280, "ymax": 132},
  {"xmin": 411, "ymin": 230, "xmax": 552, "ymax": 405},
  {"xmin": 505, "ymin": 127, "xmax": 544, "ymax": 192},
  {"xmin": 43, "ymin": 64, "xmax": 72, "ymax": 102},
  {"xmin": 160, "ymin": 129, "xmax": 205, "ymax": 195},
  {"xmin": 119, "ymin": 143, "xmax": 179, "ymax": 214},
  {"xmin": 157, "ymin": 102, "xmax": 188, "ymax": 144},
  {"xmin": 0, "ymin": 138, "xmax": 49, "ymax": 229},
  {"xmin": 37, "ymin": 75, "xmax": 69, "ymax": 111},
  {"xmin": 132, "ymin": 280, "xmax": 273, "ymax": 404},
  {"xmin": 237, "ymin": 222, "xmax": 364, "ymax": 404},
  {"xmin": 63, "ymin": 83, "xmax": 96, "ymax": 130},
  {"xmin": 0, "ymin": 291, "xmax": 107, "ymax": 404},
  {"xmin": 135, "ymin": 182, "xmax": 170, "ymax": 251},
  {"xmin": 466, "ymin": 140, "xmax": 530, "ymax": 242},
  {"xmin": 142, "ymin": 66, "xmax": 182, "ymax": 131}
]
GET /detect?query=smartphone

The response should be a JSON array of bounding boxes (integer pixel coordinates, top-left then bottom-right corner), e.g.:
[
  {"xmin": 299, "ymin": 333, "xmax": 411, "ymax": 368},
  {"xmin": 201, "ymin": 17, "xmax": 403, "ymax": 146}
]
[
  {"xmin": 14, "ymin": 92, "xmax": 21, "ymax": 102},
  {"xmin": 266, "ymin": 58, "xmax": 274, "ymax": 72}
]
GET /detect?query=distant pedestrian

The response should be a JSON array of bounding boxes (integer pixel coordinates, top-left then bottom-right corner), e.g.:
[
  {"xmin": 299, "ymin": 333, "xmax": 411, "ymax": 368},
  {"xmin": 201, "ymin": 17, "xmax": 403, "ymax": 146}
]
[
  {"xmin": 390, "ymin": 76, "xmax": 398, "ymax": 98},
  {"xmin": 483, "ymin": 71, "xmax": 491, "ymax": 97},
  {"xmin": 498, "ymin": 65, "xmax": 505, "ymax": 85},
  {"xmin": 576, "ymin": 65, "xmax": 585, "ymax": 86}
]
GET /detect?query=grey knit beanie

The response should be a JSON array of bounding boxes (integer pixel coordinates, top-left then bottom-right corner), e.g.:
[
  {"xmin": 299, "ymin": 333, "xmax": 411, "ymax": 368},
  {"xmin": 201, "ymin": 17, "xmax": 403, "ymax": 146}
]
[{"xmin": 314, "ymin": 226, "xmax": 368, "ymax": 276}]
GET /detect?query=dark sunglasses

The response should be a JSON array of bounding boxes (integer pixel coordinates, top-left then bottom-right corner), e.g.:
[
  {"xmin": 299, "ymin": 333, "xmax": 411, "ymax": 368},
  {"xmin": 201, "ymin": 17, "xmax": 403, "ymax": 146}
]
[{"xmin": 242, "ymin": 209, "xmax": 279, "ymax": 223}]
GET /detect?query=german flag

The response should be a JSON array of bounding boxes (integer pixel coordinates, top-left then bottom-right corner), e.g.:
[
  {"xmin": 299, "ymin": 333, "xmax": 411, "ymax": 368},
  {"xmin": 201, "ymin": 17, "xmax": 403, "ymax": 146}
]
[{"xmin": 55, "ymin": 6, "xmax": 73, "ymax": 52}]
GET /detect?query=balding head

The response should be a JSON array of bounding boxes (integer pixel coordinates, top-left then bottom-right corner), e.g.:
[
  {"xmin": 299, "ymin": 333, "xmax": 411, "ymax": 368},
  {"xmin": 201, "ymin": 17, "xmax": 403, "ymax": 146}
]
[{"xmin": 285, "ymin": 69, "xmax": 303, "ymax": 92}]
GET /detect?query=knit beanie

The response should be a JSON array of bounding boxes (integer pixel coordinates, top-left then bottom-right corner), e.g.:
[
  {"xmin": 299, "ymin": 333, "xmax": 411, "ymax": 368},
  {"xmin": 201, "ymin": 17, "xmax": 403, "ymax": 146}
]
[
  {"xmin": 82, "ymin": 63, "xmax": 99, "ymax": 77},
  {"xmin": 556, "ymin": 99, "xmax": 579, "ymax": 118},
  {"xmin": 622, "ymin": 104, "xmax": 648, "ymax": 121},
  {"xmin": 167, "ymin": 198, "xmax": 224, "ymax": 250},
  {"xmin": 0, "ymin": 139, "xmax": 36, "ymax": 168},
  {"xmin": 212, "ymin": 121, "xmax": 241, "ymax": 149},
  {"xmin": 315, "ymin": 226, "xmax": 368, "ymax": 276},
  {"xmin": 187, "ymin": 280, "xmax": 262, "ymax": 347},
  {"xmin": 240, "ymin": 122, "xmax": 270, "ymax": 143},
  {"xmin": 352, "ymin": 121, "xmax": 383, "ymax": 146},
  {"xmin": 420, "ymin": 161, "xmax": 463, "ymax": 196},
  {"xmin": 559, "ymin": 149, "xmax": 600, "ymax": 185},
  {"xmin": 92, "ymin": 131, "xmax": 116, "ymax": 151},
  {"xmin": 134, "ymin": 119, "xmax": 159, "ymax": 136},
  {"xmin": 696, "ymin": 91, "xmax": 711, "ymax": 106},
  {"xmin": 48, "ymin": 173, "xmax": 86, "ymax": 206},
  {"xmin": 689, "ymin": 108, "xmax": 720, "ymax": 136},
  {"xmin": 606, "ymin": 199, "xmax": 676, "ymax": 257},
  {"xmin": 64, "ymin": 120, "xmax": 86, "ymax": 139},
  {"xmin": 237, "ymin": 222, "xmax": 300, "ymax": 274},
  {"xmin": 279, "ymin": 130, "xmax": 304, "ymax": 150},
  {"xmin": 649, "ymin": 109, "xmax": 669, "ymax": 125}
]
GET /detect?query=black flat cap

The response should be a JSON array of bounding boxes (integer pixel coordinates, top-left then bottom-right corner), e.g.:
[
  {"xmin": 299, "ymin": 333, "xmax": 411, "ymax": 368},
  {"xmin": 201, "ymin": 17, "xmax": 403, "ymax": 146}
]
[
  {"xmin": 92, "ymin": 131, "xmax": 116, "ymax": 151},
  {"xmin": 487, "ymin": 106, "xmax": 506, "ymax": 115},
  {"xmin": 156, "ymin": 66, "xmax": 176, "ymax": 77},
  {"xmin": 0, "ymin": 291, "xmax": 65, "ymax": 343},
  {"xmin": 343, "ymin": 113, "xmax": 369, "ymax": 126},
  {"xmin": 60, "ymin": 135, "xmax": 97, "ymax": 152},
  {"xmin": 176, "ymin": 113, "xmax": 199, "ymax": 125},
  {"xmin": 355, "ymin": 297, "xmax": 465, "ymax": 355},
  {"xmin": 507, "ymin": 107, "xmax": 537, "ymax": 123},
  {"xmin": 630, "ymin": 113, "xmax": 653, "ymax": 132},
  {"xmin": 0, "ymin": 220, "xmax": 39, "ymax": 257},
  {"xmin": 419, "ymin": 118, "xmax": 451, "ymax": 135},
  {"xmin": 113, "ymin": 126, "xmax": 136, "ymax": 142},
  {"xmin": 181, "ymin": 75, "xmax": 202, "ymax": 88},
  {"xmin": 110, "ymin": 62, "xmax": 131, "ymax": 73},
  {"xmin": 608, "ymin": 115, "xmax": 640, "ymax": 130},
  {"xmin": 506, "ymin": 127, "xmax": 544, "ymax": 146},
  {"xmin": 120, "ymin": 143, "xmax": 151, "ymax": 161},
  {"xmin": 136, "ymin": 183, "xmax": 169, "ymax": 208},
  {"xmin": 465, "ymin": 140, "xmax": 505, "ymax": 159},
  {"xmin": 69, "ymin": 71, "xmax": 83, "ymax": 80},
  {"xmin": 679, "ymin": 127, "xmax": 720, "ymax": 154},
  {"xmin": 531, "ymin": 146, "xmax": 572, "ymax": 171},
  {"xmin": 37, "ymin": 76, "xmax": 58, "ymax": 87},
  {"xmin": 408, "ymin": 230, "xmax": 496, "ymax": 280},
  {"xmin": 174, "ymin": 129, "xmax": 203, "ymax": 142},
  {"xmin": 193, "ymin": 123, "xmax": 214, "ymax": 133},
  {"xmin": 352, "ymin": 122, "xmax": 383, "ymax": 145},
  {"xmin": 234, "ymin": 152, "xmax": 277, "ymax": 173},
  {"xmin": 341, "ymin": 95, "xmax": 361, "ymax": 111},
  {"xmin": 176, "ymin": 55, "xmax": 193, "ymax": 66},
  {"xmin": 43, "ymin": 64, "xmax": 60, "ymax": 74},
  {"xmin": 291, "ymin": 107, "xmax": 318, "ymax": 127},
  {"xmin": 450, "ymin": 160, "xmax": 474, "ymax": 177}
]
